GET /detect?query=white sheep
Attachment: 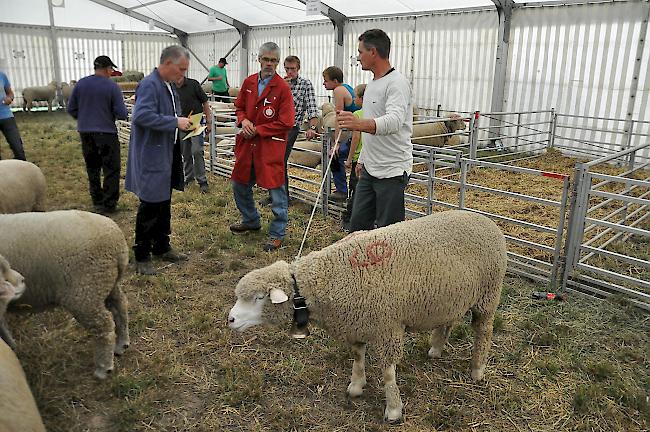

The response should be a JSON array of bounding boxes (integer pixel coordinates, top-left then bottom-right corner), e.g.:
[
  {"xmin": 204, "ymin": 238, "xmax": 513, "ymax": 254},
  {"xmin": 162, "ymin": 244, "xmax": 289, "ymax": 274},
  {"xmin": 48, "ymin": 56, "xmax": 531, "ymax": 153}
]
[
  {"xmin": 22, "ymin": 81, "xmax": 57, "ymax": 112},
  {"xmin": 0, "ymin": 254, "xmax": 25, "ymax": 351},
  {"xmin": 228, "ymin": 210, "xmax": 507, "ymax": 422},
  {"xmin": 0, "ymin": 160, "xmax": 47, "ymax": 213},
  {"xmin": 412, "ymin": 114, "xmax": 466, "ymax": 147},
  {"xmin": 0, "ymin": 210, "xmax": 130, "ymax": 380},
  {"xmin": 0, "ymin": 339, "xmax": 46, "ymax": 432},
  {"xmin": 288, "ymin": 140, "xmax": 321, "ymax": 168},
  {"xmin": 60, "ymin": 80, "xmax": 76, "ymax": 107}
]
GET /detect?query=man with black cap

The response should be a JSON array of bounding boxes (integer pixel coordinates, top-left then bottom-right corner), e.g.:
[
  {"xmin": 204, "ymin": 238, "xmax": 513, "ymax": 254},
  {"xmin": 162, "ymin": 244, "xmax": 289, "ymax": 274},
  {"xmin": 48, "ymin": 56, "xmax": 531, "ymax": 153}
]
[
  {"xmin": 67, "ymin": 55, "xmax": 128, "ymax": 214},
  {"xmin": 208, "ymin": 57, "xmax": 230, "ymax": 102}
]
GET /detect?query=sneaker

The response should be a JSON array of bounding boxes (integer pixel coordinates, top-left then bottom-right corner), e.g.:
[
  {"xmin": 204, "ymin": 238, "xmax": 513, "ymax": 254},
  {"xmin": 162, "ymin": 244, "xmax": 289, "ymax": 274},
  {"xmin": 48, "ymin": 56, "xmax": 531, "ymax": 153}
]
[
  {"xmin": 263, "ymin": 238, "xmax": 282, "ymax": 252},
  {"xmin": 154, "ymin": 249, "xmax": 188, "ymax": 263},
  {"xmin": 199, "ymin": 183, "xmax": 209, "ymax": 194},
  {"xmin": 230, "ymin": 222, "xmax": 262, "ymax": 233},
  {"xmin": 330, "ymin": 191, "xmax": 347, "ymax": 202},
  {"xmin": 259, "ymin": 196, "xmax": 272, "ymax": 207},
  {"xmin": 135, "ymin": 260, "xmax": 157, "ymax": 276}
]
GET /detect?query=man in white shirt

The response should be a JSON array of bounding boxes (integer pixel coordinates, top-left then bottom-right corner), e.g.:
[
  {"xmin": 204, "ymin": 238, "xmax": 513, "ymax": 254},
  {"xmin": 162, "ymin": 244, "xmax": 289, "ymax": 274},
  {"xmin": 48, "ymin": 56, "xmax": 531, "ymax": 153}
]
[{"xmin": 336, "ymin": 29, "xmax": 413, "ymax": 231}]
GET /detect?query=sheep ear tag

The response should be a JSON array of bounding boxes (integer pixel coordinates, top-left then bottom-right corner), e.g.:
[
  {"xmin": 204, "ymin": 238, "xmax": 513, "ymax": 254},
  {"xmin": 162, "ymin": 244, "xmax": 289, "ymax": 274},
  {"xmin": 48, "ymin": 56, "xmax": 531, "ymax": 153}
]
[{"xmin": 270, "ymin": 288, "xmax": 289, "ymax": 304}]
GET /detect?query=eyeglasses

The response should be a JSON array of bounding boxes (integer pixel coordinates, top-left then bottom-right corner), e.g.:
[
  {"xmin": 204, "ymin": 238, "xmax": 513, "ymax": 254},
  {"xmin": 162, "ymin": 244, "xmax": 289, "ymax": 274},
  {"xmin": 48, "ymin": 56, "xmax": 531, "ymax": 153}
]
[{"xmin": 260, "ymin": 57, "xmax": 279, "ymax": 64}]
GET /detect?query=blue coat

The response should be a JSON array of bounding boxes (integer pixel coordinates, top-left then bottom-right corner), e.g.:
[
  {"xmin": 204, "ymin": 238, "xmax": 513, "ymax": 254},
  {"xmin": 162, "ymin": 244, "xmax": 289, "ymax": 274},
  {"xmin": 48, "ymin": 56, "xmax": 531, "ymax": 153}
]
[{"xmin": 125, "ymin": 68, "xmax": 184, "ymax": 202}]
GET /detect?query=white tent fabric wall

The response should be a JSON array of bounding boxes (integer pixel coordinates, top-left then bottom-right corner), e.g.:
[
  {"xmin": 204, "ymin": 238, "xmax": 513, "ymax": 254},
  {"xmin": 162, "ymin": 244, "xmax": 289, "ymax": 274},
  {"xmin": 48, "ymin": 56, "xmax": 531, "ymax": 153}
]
[
  {"xmin": 411, "ymin": 10, "xmax": 498, "ymax": 114},
  {"xmin": 504, "ymin": 2, "xmax": 650, "ymax": 159},
  {"xmin": 248, "ymin": 25, "xmax": 292, "ymax": 80},
  {"xmin": 186, "ymin": 32, "xmax": 215, "ymax": 83},
  {"xmin": 345, "ymin": 12, "xmax": 498, "ymax": 115},
  {"xmin": 56, "ymin": 30, "xmax": 123, "ymax": 84},
  {"xmin": 286, "ymin": 21, "xmax": 336, "ymax": 103},
  {"xmin": 632, "ymin": 3, "xmax": 650, "ymax": 151},
  {"xmin": 212, "ymin": 30, "xmax": 242, "ymax": 87},
  {"xmin": 345, "ymin": 17, "xmax": 415, "ymax": 100},
  {"xmin": 0, "ymin": 24, "xmax": 54, "ymax": 108},
  {"xmin": 122, "ymin": 33, "xmax": 179, "ymax": 77}
]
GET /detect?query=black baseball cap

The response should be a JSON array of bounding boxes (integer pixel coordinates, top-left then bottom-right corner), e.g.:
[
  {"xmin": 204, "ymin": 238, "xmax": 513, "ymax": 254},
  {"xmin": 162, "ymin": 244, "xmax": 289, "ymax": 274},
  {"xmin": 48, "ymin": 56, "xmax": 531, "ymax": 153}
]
[
  {"xmin": 218, "ymin": 57, "xmax": 228, "ymax": 65},
  {"xmin": 94, "ymin": 55, "xmax": 118, "ymax": 69}
]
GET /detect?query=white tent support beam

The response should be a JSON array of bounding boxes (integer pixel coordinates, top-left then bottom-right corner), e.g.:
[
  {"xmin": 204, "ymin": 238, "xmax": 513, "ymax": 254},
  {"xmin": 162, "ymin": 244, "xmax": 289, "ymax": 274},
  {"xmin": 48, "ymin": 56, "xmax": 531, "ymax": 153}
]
[
  {"xmin": 623, "ymin": 2, "xmax": 650, "ymax": 149},
  {"xmin": 172, "ymin": 0, "xmax": 249, "ymax": 34},
  {"xmin": 127, "ymin": 0, "xmax": 167, "ymax": 11},
  {"xmin": 47, "ymin": 0, "xmax": 63, "ymax": 105},
  {"xmin": 87, "ymin": 0, "xmax": 187, "ymax": 37},
  {"xmin": 295, "ymin": 0, "xmax": 348, "ymax": 68},
  {"xmin": 488, "ymin": 0, "xmax": 514, "ymax": 147},
  {"xmin": 239, "ymin": 27, "xmax": 250, "ymax": 83}
]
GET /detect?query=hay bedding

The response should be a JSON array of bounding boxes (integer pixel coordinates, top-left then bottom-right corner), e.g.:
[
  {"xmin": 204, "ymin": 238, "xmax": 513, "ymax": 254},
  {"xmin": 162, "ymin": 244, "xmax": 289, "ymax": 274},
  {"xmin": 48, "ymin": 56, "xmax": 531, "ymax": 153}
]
[{"xmin": 8, "ymin": 112, "xmax": 649, "ymax": 432}]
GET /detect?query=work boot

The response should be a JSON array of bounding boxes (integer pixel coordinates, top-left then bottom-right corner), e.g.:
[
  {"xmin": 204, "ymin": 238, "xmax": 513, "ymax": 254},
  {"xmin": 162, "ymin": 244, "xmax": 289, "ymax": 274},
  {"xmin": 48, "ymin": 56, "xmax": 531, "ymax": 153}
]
[
  {"xmin": 263, "ymin": 238, "xmax": 282, "ymax": 252},
  {"xmin": 199, "ymin": 183, "xmax": 209, "ymax": 194},
  {"xmin": 330, "ymin": 191, "xmax": 347, "ymax": 202},
  {"xmin": 135, "ymin": 260, "xmax": 157, "ymax": 276},
  {"xmin": 155, "ymin": 249, "xmax": 188, "ymax": 263},
  {"xmin": 230, "ymin": 222, "xmax": 262, "ymax": 234}
]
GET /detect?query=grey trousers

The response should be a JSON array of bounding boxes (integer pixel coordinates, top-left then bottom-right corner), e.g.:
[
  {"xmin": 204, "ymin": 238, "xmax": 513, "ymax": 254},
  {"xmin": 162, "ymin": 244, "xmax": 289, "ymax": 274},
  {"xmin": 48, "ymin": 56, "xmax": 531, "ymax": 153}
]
[
  {"xmin": 181, "ymin": 133, "xmax": 207, "ymax": 185},
  {"xmin": 349, "ymin": 167, "xmax": 409, "ymax": 232}
]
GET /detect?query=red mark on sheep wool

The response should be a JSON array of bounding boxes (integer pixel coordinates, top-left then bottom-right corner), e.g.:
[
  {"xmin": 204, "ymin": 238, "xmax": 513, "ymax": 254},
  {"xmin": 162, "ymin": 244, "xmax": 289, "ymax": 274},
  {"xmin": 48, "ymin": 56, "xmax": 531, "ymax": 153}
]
[{"xmin": 349, "ymin": 240, "xmax": 394, "ymax": 268}]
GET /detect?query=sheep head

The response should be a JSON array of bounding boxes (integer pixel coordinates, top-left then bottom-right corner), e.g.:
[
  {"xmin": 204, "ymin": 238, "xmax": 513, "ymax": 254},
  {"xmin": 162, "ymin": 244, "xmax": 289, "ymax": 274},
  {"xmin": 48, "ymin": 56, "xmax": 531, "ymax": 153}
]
[
  {"xmin": 228, "ymin": 260, "xmax": 294, "ymax": 332},
  {"xmin": 0, "ymin": 255, "xmax": 25, "ymax": 305}
]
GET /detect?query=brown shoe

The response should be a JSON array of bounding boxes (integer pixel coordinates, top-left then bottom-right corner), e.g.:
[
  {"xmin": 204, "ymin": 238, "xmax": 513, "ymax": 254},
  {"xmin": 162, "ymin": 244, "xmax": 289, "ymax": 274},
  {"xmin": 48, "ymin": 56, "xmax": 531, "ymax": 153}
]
[
  {"xmin": 330, "ymin": 191, "xmax": 347, "ymax": 202},
  {"xmin": 230, "ymin": 222, "xmax": 262, "ymax": 234},
  {"xmin": 263, "ymin": 238, "xmax": 282, "ymax": 252}
]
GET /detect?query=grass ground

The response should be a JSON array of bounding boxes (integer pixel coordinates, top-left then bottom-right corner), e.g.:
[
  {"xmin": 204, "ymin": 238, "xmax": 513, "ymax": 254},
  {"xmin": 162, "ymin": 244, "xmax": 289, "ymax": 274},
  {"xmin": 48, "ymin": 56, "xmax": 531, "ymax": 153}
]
[{"xmin": 4, "ymin": 111, "xmax": 649, "ymax": 432}]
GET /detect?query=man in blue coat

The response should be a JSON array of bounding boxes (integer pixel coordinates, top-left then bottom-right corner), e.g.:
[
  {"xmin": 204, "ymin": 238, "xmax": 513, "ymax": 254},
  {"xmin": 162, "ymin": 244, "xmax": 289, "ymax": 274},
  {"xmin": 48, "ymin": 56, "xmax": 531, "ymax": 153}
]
[{"xmin": 125, "ymin": 45, "xmax": 193, "ymax": 276}]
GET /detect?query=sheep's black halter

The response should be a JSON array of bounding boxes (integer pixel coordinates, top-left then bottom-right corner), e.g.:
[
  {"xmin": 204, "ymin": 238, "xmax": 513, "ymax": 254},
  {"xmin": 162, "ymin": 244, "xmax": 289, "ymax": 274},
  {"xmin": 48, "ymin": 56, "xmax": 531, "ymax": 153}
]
[{"xmin": 291, "ymin": 274, "xmax": 309, "ymax": 330}]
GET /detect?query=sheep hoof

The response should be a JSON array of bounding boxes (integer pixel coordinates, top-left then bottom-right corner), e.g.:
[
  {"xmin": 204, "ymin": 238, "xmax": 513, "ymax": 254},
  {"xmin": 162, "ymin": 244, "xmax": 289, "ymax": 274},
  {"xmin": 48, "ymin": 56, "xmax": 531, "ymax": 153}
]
[
  {"xmin": 427, "ymin": 347, "xmax": 443, "ymax": 359},
  {"xmin": 114, "ymin": 343, "xmax": 129, "ymax": 356},
  {"xmin": 346, "ymin": 381, "xmax": 366, "ymax": 398},
  {"xmin": 94, "ymin": 368, "xmax": 113, "ymax": 380},
  {"xmin": 471, "ymin": 365, "xmax": 486, "ymax": 381},
  {"xmin": 383, "ymin": 405, "xmax": 403, "ymax": 423}
]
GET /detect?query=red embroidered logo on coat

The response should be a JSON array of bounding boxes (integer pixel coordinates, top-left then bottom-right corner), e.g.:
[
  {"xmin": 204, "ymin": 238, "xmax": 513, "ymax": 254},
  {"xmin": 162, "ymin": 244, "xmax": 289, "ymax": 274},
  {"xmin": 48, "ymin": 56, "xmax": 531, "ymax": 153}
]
[
  {"xmin": 349, "ymin": 240, "xmax": 393, "ymax": 268},
  {"xmin": 263, "ymin": 106, "xmax": 275, "ymax": 118}
]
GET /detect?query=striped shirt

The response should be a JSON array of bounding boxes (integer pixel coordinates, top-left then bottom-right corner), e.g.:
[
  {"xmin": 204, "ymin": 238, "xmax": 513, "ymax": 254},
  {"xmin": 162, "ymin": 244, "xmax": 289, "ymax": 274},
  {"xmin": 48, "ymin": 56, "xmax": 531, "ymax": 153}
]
[{"xmin": 287, "ymin": 75, "xmax": 319, "ymax": 127}]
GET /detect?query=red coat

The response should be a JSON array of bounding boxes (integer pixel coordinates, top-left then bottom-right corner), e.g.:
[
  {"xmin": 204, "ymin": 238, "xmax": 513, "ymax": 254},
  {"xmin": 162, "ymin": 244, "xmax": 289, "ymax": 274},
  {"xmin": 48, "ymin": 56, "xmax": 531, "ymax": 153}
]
[{"xmin": 231, "ymin": 73, "xmax": 295, "ymax": 189}]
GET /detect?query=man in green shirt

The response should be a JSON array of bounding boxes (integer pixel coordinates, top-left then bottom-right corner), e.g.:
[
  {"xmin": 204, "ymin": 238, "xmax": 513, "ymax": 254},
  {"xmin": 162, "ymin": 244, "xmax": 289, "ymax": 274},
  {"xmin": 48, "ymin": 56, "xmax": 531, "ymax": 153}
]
[{"xmin": 208, "ymin": 57, "xmax": 230, "ymax": 102}]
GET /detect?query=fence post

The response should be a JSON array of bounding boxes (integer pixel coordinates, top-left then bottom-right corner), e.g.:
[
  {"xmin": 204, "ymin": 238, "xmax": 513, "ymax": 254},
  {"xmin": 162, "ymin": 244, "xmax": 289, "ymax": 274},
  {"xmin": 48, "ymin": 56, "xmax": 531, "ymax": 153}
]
[
  {"xmin": 548, "ymin": 108, "xmax": 557, "ymax": 149},
  {"xmin": 515, "ymin": 112, "xmax": 521, "ymax": 150},
  {"xmin": 469, "ymin": 111, "xmax": 480, "ymax": 159},
  {"xmin": 550, "ymin": 175, "xmax": 570, "ymax": 289},
  {"xmin": 459, "ymin": 160, "xmax": 467, "ymax": 209},
  {"xmin": 209, "ymin": 111, "xmax": 216, "ymax": 173},
  {"xmin": 560, "ymin": 163, "xmax": 589, "ymax": 291},
  {"xmin": 427, "ymin": 147, "xmax": 434, "ymax": 215},
  {"xmin": 321, "ymin": 129, "xmax": 331, "ymax": 216}
]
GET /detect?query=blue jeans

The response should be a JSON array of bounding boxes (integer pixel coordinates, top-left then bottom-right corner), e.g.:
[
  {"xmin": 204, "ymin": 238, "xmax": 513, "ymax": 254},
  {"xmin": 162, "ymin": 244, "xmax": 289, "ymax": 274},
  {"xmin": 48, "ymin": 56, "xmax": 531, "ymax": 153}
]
[
  {"xmin": 331, "ymin": 139, "xmax": 349, "ymax": 194},
  {"xmin": 232, "ymin": 168, "xmax": 288, "ymax": 240}
]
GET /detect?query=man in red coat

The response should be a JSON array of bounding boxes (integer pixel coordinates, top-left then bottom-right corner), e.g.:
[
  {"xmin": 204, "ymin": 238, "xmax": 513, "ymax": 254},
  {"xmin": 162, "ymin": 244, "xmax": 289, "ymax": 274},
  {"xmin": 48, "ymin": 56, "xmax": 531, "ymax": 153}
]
[{"xmin": 230, "ymin": 42, "xmax": 296, "ymax": 252}]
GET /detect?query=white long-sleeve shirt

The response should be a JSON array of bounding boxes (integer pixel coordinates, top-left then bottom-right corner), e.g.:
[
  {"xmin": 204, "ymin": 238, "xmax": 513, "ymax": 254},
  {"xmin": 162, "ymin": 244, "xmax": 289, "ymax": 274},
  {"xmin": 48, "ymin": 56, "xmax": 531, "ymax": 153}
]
[{"xmin": 358, "ymin": 69, "xmax": 413, "ymax": 178}]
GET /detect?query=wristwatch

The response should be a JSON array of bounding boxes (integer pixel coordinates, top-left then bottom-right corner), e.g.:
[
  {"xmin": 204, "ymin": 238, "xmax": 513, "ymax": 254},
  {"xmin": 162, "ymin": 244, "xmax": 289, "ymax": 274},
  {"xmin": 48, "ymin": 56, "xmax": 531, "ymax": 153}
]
[{"xmin": 309, "ymin": 125, "xmax": 317, "ymax": 131}]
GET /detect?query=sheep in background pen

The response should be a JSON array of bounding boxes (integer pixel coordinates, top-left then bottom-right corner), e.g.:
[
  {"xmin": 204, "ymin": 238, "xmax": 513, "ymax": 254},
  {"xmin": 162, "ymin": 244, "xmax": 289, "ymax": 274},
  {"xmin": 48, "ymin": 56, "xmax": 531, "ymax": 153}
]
[
  {"xmin": 229, "ymin": 210, "xmax": 507, "ymax": 422},
  {"xmin": 60, "ymin": 80, "xmax": 76, "ymax": 107},
  {"xmin": 0, "ymin": 210, "xmax": 130, "ymax": 380},
  {"xmin": 412, "ymin": 113, "xmax": 467, "ymax": 146},
  {"xmin": 22, "ymin": 81, "xmax": 57, "ymax": 112}
]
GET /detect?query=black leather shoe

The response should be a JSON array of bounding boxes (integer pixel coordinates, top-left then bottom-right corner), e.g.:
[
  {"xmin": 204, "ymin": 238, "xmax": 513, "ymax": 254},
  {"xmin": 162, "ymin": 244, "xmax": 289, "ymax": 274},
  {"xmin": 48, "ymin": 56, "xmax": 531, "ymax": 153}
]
[{"xmin": 230, "ymin": 222, "xmax": 262, "ymax": 233}]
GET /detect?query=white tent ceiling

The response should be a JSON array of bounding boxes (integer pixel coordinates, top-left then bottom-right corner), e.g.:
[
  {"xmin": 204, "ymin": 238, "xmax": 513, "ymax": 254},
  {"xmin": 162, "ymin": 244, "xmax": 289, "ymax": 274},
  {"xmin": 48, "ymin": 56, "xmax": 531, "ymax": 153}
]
[{"xmin": 1, "ymin": 0, "xmax": 505, "ymax": 33}]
